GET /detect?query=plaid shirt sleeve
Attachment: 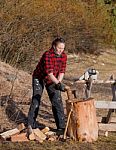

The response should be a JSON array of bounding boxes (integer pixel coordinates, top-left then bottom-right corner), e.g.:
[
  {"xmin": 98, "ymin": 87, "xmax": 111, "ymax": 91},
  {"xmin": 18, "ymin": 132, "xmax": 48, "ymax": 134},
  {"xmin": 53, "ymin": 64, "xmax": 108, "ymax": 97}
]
[
  {"xmin": 60, "ymin": 53, "xmax": 67, "ymax": 73},
  {"xmin": 44, "ymin": 52, "xmax": 54, "ymax": 75}
]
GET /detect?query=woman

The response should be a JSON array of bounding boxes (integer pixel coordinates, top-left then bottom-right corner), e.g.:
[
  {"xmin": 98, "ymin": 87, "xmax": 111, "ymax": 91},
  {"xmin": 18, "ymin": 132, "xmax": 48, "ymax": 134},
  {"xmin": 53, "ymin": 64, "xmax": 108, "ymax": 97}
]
[{"xmin": 28, "ymin": 37, "xmax": 67, "ymax": 133}]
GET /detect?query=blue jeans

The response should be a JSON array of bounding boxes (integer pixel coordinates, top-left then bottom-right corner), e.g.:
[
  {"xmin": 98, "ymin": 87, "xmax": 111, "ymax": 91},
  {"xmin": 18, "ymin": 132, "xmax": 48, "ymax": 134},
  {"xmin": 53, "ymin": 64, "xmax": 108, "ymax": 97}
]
[{"xmin": 28, "ymin": 78, "xmax": 65, "ymax": 129}]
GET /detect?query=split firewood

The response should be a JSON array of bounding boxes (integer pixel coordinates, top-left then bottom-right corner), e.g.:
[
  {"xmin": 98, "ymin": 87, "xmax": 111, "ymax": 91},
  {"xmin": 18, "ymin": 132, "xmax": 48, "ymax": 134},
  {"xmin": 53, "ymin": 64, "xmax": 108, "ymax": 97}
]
[
  {"xmin": 11, "ymin": 133, "xmax": 29, "ymax": 142},
  {"xmin": 45, "ymin": 131, "xmax": 56, "ymax": 138},
  {"xmin": 0, "ymin": 128, "xmax": 20, "ymax": 140},
  {"xmin": 48, "ymin": 136, "xmax": 56, "ymax": 142},
  {"xmin": 98, "ymin": 130, "xmax": 108, "ymax": 137},
  {"xmin": 34, "ymin": 135, "xmax": 43, "ymax": 143},
  {"xmin": 41, "ymin": 127, "xmax": 50, "ymax": 134},
  {"xmin": 17, "ymin": 123, "xmax": 26, "ymax": 132},
  {"xmin": 27, "ymin": 126, "xmax": 35, "ymax": 140},
  {"xmin": 33, "ymin": 128, "xmax": 46, "ymax": 141},
  {"xmin": 105, "ymin": 131, "xmax": 108, "ymax": 137}
]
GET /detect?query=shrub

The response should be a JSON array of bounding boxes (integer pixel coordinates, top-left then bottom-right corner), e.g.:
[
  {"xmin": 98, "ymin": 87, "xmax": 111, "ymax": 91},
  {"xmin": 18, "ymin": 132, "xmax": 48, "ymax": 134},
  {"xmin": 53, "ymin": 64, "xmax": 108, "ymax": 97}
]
[{"xmin": 0, "ymin": 0, "xmax": 115, "ymax": 71}]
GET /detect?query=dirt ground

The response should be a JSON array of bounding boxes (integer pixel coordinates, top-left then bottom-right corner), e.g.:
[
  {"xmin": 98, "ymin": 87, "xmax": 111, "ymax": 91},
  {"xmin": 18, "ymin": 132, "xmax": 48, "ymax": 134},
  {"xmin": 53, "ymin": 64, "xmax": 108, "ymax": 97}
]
[{"xmin": 0, "ymin": 48, "xmax": 116, "ymax": 149}]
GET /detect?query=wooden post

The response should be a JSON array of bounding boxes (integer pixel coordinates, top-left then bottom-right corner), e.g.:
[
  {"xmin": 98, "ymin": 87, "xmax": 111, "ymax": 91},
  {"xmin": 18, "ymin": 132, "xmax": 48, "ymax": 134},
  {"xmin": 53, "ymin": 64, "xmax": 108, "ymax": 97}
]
[
  {"xmin": 105, "ymin": 81, "xmax": 116, "ymax": 123},
  {"xmin": 66, "ymin": 98, "xmax": 98, "ymax": 142},
  {"xmin": 84, "ymin": 77, "xmax": 93, "ymax": 99}
]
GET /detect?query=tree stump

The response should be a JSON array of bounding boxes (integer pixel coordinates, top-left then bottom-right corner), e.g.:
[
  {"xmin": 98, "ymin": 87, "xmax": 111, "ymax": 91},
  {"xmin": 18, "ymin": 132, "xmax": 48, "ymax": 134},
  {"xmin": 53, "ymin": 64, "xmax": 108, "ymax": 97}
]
[{"xmin": 66, "ymin": 98, "xmax": 98, "ymax": 142}]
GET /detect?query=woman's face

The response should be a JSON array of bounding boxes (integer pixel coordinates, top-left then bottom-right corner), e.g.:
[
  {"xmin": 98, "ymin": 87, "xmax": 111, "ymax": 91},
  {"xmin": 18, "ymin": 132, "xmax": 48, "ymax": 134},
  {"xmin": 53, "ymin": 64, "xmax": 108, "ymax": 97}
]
[{"xmin": 55, "ymin": 43, "xmax": 65, "ymax": 55}]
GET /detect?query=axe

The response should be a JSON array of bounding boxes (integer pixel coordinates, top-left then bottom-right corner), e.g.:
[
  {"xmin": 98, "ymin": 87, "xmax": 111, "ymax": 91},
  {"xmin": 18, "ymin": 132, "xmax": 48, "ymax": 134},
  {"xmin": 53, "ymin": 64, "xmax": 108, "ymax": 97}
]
[{"xmin": 63, "ymin": 86, "xmax": 73, "ymax": 140}]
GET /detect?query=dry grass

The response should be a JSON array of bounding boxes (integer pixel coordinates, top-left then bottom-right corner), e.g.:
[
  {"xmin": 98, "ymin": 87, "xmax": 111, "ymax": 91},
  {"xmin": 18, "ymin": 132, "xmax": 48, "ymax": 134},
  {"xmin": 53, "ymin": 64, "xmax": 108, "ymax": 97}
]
[{"xmin": 0, "ymin": 135, "xmax": 116, "ymax": 150}]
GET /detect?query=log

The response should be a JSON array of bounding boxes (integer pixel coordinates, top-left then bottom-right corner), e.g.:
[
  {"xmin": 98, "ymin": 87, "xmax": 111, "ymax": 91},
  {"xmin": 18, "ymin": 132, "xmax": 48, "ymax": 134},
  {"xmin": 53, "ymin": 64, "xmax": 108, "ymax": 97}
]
[
  {"xmin": 34, "ymin": 135, "xmax": 43, "ymax": 143},
  {"xmin": 41, "ymin": 127, "xmax": 50, "ymax": 134},
  {"xmin": 44, "ymin": 131, "xmax": 56, "ymax": 137},
  {"xmin": 11, "ymin": 133, "xmax": 29, "ymax": 142},
  {"xmin": 66, "ymin": 98, "xmax": 98, "ymax": 142},
  {"xmin": 98, "ymin": 130, "xmax": 109, "ymax": 137},
  {"xmin": 0, "ymin": 128, "xmax": 20, "ymax": 140},
  {"xmin": 48, "ymin": 136, "xmax": 56, "ymax": 142},
  {"xmin": 17, "ymin": 123, "xmax": 26, "ymax": 132},
  {"xmin": 33, "ymin": 128, "xmax": 46, "ymax": 141}
]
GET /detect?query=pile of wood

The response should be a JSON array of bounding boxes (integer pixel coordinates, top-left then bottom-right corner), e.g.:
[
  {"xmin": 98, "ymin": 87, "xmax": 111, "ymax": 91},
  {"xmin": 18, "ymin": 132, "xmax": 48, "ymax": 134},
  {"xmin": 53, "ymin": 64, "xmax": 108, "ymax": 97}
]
[{"xmin": 0, "ymin": 123, "xmax": 57, "ymax": 143}]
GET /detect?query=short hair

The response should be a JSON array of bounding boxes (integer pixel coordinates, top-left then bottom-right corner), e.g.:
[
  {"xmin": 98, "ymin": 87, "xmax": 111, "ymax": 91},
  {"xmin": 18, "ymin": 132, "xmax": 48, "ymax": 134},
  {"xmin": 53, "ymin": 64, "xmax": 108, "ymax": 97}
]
[{"xmin": 52, "ymin": 37, "xmax": 65, "ymax": 47}]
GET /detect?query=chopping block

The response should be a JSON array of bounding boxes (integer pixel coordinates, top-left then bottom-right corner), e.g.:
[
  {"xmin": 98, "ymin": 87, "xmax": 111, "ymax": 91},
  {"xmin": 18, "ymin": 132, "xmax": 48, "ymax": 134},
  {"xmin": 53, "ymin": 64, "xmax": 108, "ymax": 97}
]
[{"xmin": 64, "ymin": 86, "xmax": 98, "ymax": 142}]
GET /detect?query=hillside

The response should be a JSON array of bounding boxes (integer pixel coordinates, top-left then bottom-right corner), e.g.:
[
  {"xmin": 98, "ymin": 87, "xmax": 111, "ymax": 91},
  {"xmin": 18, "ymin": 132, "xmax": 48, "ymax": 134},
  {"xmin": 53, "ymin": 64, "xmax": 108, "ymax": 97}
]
[
  {"xmin": 0, "ymin": 46, "xmax": 116, "ymax": 150},
  {"xmin": 0, "ymin": 49, "xmax": 116, "ymax": 149}
]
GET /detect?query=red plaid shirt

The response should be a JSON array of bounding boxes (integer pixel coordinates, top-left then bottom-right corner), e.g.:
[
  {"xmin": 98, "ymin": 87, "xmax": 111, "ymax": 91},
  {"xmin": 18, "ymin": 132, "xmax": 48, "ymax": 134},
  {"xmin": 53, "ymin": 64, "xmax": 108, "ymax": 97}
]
[{"xmin": 33, "ymin": 48, "xmax": 67, "ymax": 85}]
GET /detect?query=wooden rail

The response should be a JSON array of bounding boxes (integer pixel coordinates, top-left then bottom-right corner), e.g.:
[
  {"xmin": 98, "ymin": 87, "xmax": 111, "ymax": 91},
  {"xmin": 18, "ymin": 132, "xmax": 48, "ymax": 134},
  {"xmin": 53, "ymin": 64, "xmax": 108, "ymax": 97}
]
[
  {"xmin": 95, "ymin": 101, "xmax": 116, "ymax": 109},
  {"xmin": 75, "ymin": 79, "xmax": 116, "ymax": 84}
]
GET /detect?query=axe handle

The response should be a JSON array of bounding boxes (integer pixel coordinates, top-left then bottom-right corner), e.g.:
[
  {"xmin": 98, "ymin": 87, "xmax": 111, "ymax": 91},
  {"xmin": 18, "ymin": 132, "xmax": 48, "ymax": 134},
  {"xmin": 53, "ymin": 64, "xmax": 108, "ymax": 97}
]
[
  {"xmin": 64, "ymin": 86, "xmax": 74, "ymax": 139},
  {"xmin": 64, "ymin": 86, "xmax": 73, "ymax": 100},
  {"xmin": 63, "ymin": 108, "xmax": 72, "ymax": 139}
]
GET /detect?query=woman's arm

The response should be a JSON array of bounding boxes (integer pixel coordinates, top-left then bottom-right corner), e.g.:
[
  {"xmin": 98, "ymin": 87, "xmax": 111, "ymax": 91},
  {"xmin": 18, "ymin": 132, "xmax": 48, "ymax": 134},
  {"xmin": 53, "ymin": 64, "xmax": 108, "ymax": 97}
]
[
  {"xmin": 58, "ymin": 73, "xmax": 64, "ymax": 82},
  {"xmin": 48, "ymin": 73, "xmax": 59, "ymax": 84},
  {"xmin": 58, "ymin": 53, "xmax": 67, "ymax": 82}
]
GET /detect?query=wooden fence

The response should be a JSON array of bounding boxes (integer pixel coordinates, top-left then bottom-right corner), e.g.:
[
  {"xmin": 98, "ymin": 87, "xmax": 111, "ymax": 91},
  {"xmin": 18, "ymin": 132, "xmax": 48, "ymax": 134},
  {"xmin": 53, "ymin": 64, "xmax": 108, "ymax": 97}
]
[{"xmin": 73, "ymin": 79, "xmax": 116, "ymax": 132}]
